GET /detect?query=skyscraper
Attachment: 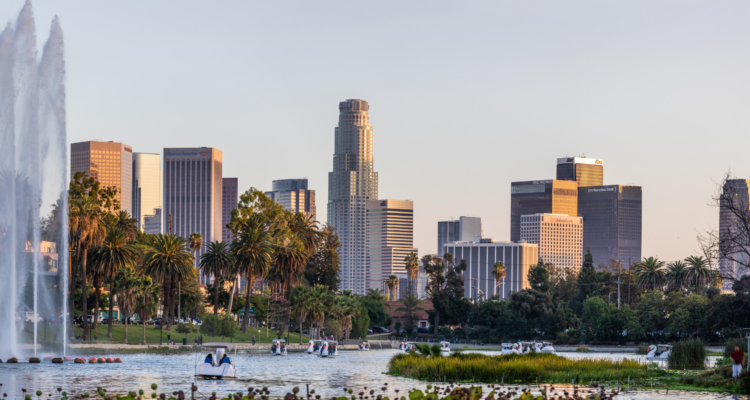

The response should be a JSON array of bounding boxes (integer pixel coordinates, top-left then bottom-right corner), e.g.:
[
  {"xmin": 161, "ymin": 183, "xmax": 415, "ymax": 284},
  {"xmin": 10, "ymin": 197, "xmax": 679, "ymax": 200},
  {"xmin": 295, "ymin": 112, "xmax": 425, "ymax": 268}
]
[
  {"xmin": 265, "ymin": 178, "xmax": 316, "ymax": 221},
  {"xmin": 366, "ymin": 199, "xmax": 416, "ymax": 294},
  {"xmin": 520, "ymin": 213, "xmax": 583, "ymax": 279},
  {"xmin": 556, "ymin": 157, "xmax": 604, "ymax": 187},
  {"xmin": 222, "ymin": 178, "xmax": 238, "ymax": 242},
  {"xmin": 437, "ymin": 216, "xmax": 482, "ymax": 254},
  {"xmin": 163, "ymin": 147, "xmax": 223, "ymax": 283},
  {"xmin": 132, "ymin": 153, "xmax": 162, "ymax": 234},
  {"xmin": 578, "ymin": 185, "xmax": 642, "ymax": 267},
  {"xmin": 510, "ymin": 180, "xmax": 578, "ymax": 242},
  {"xmin": 719, "ymin": 179, "xmax": 750, "ymax": 291},
  {"xmin": 70, "ymin": 141, "xmax": 133, "ymax": 215},
  {"xmin": 327, "ymin": 99, "xmax": 378, "ymax": 295}
]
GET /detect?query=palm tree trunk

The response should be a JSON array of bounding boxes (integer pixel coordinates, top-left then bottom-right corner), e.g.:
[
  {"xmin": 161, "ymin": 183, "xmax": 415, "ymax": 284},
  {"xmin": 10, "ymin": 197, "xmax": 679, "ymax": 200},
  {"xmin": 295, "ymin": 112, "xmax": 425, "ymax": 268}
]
[
  {"xmin": 107, "ymin": 277, "xmax": 115, "ymax": 338},
  {"xmin": 241, "ymin": 275, "xmax": 253, "ymax": 333},
  {"xmin": 433, "ymin": 309, "xmax": 440, "ymax": 336},
  {"xmin": 226, "ymin": 274, "xmax": 238, "ymax": 315},
  {"xmin": 124, "ymin": 317, "xmax": 128, "ymax": 344},
  {"xmin": 81, "ymin": 247, "xmax": 89, "ymax": 340},
  {"xmin": 167, "ymin": 275, "xmax": 176, "ymax": 330},
  {"xmin": 93, "ymin": 280, "xmax": 101, "ymax": 330},
  {"xmin": 162, "ymin": 275, "xmax": 171, "ymax": 331},
  {"xmin": 142, "ymin": 315, "xmax": 146, "ymax": 345},
  {"xmin": 69, "ymin": 249, "xmax": 76, "ymax": 340},
  {"xmin": 299, "ymin": 320, "xmax": 303, "ymax": 344},
  {"xmin": 213, "ymin": 276, "xmax": 220, "ymax": 314}
]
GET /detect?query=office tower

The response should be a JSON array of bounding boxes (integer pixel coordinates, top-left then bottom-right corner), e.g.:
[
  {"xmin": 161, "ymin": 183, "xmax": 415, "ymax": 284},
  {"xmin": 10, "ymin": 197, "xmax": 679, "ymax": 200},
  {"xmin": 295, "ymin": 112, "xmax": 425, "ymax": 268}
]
[
  {"xmin": 222, "ymin": 178, "xmax": 238, "ymax": 242},
  {"xmin": 578, "ymin": 185, "xmax": 642, "ymax": 268},
  {"xmin": 437, "ymin": 216, "xmax": 482, "ymax": 254},
  {"xmin": 395, "ymin": 271, "xmax": 428, "ymax": 299},
  {"xmin": 327, "ymin": 99, "xmax": 378, "ymax": 295},
  {"xmin": 265, "ymin": 178, "xmax": 317, "ymax": 221},
  {"xmin": 70, "ymin": 141, "xmax": 133, "ymax": 215},
  {"xmin": 443, "ymin": 239, "xmax": 538, "ymax": 301},
  {"xmin": 520, "ymin": 214, "xmax": 583, "ymax": 279},
  {"xmin": 132, "ymin": 153, "xmax": 162, "ymax": 234},
  {"xmin": 510, "ymin": 180, "xmax": 578, "ymax": 242},
  {"xmin": 719, "ymin": 179, "xmax": 750, "ymax": 291},
  {"xmin": 163, "ymin": 147, "xmax": 223, "ymax": 283},
  {"xmin": 366, "ymin": 199, "xmax": 416, "ymax": 293},
  {"xmin": 556, "ymin": 156, "xmax": 604, "ymax": 187}
]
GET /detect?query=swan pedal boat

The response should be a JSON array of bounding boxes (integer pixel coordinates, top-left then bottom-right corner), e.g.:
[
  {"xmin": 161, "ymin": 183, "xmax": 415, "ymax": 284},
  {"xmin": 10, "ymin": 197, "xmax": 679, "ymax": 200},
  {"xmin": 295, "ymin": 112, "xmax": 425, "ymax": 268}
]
[
  {"xmin": 271, "ymin": 339, "xmax": 288, "ymax": 356},
  {"xmin": 358, "ymin": 340, "xmax": 370, "ymax": 351},
  {"xmin": 317, "ymin": 340, "xmax": 340, "ymax": 357},
  {"xmin": 439, "ymin": 341, "xmax": 451, "ymax": 355},
  {"xmin": 646, "ymin": 344, "xmax": 672, "ymax": 360},
  {"xmin": 195, "ymin": 343, "xmax": 237, "ymax": 379}
]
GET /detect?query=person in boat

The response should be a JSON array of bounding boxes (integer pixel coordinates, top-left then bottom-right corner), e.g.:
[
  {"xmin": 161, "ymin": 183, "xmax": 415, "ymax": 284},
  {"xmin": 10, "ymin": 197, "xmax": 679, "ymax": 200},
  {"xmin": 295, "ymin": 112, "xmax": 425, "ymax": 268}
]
[
  {"xmin": 271, "ymin": 343, "xmax": 277, "ymax": 353},
  {"xmin": 219, "ymin": 354, "xmax": 231, "ymax": 365},
  {"xmin": 204, "ymin": 353, "xmax": 215, "ymax": 366}
]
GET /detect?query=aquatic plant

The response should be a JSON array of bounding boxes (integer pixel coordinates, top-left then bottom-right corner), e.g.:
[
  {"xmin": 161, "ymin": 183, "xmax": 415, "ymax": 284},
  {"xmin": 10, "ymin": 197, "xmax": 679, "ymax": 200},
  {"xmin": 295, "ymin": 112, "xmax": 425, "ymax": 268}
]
[
  {"xmin": 668, "ymin": 339, "xmax": 707, "ymax": 370},
  {"xmin": 635, "ymin": 344, "xmax": 649, "ymax": 355},
  {"xmin": 575, "ymin": 347, "xmax": 590, "ymax": 352}
]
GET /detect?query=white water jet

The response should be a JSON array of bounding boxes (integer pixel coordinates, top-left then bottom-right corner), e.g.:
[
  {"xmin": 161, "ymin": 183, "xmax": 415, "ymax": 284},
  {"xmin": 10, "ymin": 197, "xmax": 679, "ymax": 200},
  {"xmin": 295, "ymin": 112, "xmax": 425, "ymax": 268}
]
[{"xmin": 0, "ymin": 0, "xmax": 68, "ymax": 359}]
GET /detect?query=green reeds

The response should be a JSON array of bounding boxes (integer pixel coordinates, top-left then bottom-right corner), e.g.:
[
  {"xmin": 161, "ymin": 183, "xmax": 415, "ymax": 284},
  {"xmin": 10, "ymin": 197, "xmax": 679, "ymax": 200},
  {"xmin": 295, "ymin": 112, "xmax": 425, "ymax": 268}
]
[
  {"xmin": 668, "ymin": 339, "xmax": 707, "ymax": 370},
  {"xmin": 635, "ymin": 344, "xmax": 650, "ymax": 355},
  {"xmin": 575, "ymin": 346, "xmax": 590, "ymax": 352},
  {"xmin": 387, "ymin": 352, "xmax": 649, "ymax": 384}
]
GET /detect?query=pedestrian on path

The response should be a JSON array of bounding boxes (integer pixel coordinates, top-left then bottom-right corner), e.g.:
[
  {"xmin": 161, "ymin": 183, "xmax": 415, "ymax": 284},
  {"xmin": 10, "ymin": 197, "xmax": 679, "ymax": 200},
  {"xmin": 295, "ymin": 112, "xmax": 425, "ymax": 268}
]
[
  {"xmin": 731, "ymin": 345, "xmax": 745, "ymax": 381},
  {"xmin": 252, "ymin": 335, "xmax": 256, "ymax": 346}
]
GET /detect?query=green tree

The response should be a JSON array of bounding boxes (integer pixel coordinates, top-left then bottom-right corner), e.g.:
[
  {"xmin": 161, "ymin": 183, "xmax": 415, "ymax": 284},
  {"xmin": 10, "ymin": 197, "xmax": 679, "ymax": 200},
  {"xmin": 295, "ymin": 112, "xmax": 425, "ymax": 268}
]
[
  {"xmin": 289, "ymin": 285, "xmax": 310, "ymax": 344},
  {"xmin": 491, "ymin": 261, "xmax": 506, "ymax": 297},
  {"xmin": 200, "ymin": 241, "xmax": 234, "ymax": 314},
  {"xmin": 303, "ymin": 224, "xmax": 341, "ymax": 291},
  {"xmin": 358, "ymin": 289, "xmax": 393, "ymax": 328},
  {"xmin": 634, "ymin": 257, "xmax": 666, "ymax": 290},
  {"xmin": 684, "ymin": 256, "xmax": 712, "ymax": 292},
  {"xmin": 404, "ymin": 252, "xmax": 419, "ymax": 294},
  {"xmin": 665, "ymin": 260, "xmax": 687, "ymax": 292},
  {"xmin": 219, "ymin": 314, "xmax": 238, "ymax": 341},
  {"xmin": 135, "ymin": 275, "xmax": 159, "ymax": 345},
  {"xmin": 385, "ymin": 275, "xmax": 399, "ymax": 301},
  {"xmin": 528, "ymin": 259, "xmax": 551, "ymax": 293},
  {"xmin": 231, "ymin": 215, "xmax": 273, "ymax": 333},
  {"xmin": 396, "ymin": 293, "xmax": 425, "ymax": 331},
  {"xmin": 199, "ymin": 314, "xmax": 222, "ymax": 341},
  {"xmin": 114, "ymin": 266, "xmax": 140, "ymax": 343},
  {"xmin": 143, "ymin": 234, "xmax": 195, "ymax": 330},
  {"xmin": 572, "ymin": 249, "xmax": 598, "ymax": 315}
]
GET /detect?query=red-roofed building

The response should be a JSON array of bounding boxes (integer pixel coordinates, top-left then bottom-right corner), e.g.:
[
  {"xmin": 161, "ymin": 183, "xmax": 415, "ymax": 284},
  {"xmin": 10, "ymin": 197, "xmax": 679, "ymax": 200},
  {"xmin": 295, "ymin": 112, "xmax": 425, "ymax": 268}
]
[{"xmin": 385, "ymin": 300, "xmax": 433, "ymax": 329}]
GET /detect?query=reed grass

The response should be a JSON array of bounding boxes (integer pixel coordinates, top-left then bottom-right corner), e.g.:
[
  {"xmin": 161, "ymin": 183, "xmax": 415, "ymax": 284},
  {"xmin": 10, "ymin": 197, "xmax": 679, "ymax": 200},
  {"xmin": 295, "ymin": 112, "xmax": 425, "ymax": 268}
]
[
  {"xmin": 575, "ymin": 346, "xmax": 590, "ymax": 352},
  {"xmin": 668, "ymin": 339, "xmax": 707, "ymax": 370},
  {"xmin": 387, "ymin": 352, "xmax": 651, "ymax": 384},
  {"xmin": 635, "ymin": 344, "xmax": 650, "ymax": 355}
]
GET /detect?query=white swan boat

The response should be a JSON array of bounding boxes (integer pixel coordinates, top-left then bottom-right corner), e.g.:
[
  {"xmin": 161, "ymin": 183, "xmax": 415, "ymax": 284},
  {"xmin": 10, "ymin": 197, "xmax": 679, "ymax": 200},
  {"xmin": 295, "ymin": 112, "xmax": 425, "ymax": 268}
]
[
  {"xmin": 646, "ymin": 344, "xmax": 671, "ymax": 360},
  {"xmin": 500, "ymin": 343, "xmax": 517, "ymax": 355},
  {"xmin": 271, "ymin": 339, "xmax": 288, "ymax": 356},
  {"xmin": 534, "ymin": 341, "xmax": 556, "ymax": 353},
  {"xmin": 317, "ymin": 340, "xmax": 340, "ymax": 357},
  {"xmin": 440, "ymin": 341, "xmax": 451, "ymax": 355},
  {"xmin": 195, "ymin": 343, "xmax": 237, "ymax": 379},
  {"xmin": 358, "ymin": 340, "xmax": 370, "ymax": 351},
  {"xmin": 306, "ymin": 339, "xmax": 316, "ymax": 354}
]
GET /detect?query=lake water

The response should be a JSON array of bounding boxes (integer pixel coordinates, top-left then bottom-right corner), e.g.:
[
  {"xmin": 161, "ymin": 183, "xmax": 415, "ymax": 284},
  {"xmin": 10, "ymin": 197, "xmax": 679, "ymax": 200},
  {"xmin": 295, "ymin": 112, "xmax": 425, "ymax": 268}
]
[{"xmin": 0, "ymin": 350, "xmax": 736, "ymax": 400}]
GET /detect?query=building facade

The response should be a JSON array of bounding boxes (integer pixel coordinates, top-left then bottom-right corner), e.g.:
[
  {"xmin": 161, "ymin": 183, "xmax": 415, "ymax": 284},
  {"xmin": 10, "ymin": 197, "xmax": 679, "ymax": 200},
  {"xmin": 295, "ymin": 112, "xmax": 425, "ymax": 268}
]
[
  {"xmin": 578, "ymin": 185, "xmax": 642, "ymax": 268},
  {"xmin": 719, "ymin": 179, "xmax": 750, "ymax": 291},
  {"xmin": 437, "ymin": 216, "xmax": 481, "ymax": 255},
  {"xmin": 163, "ymin": 147, "xmax": 223, "ymax": 283},
  {"xmin": 70, "ymin": 141, "xmax": 133, "ymax": 215},
  {"xmin": 443, "ymin": 239, "xmax": 538, "ymax": 301},
  {"xmin": 556, "ymin": 157, "xmax": 604, "ymax": 187},
  {"xmin": 265, "ymin": 178, "xmax": 316, "ymax": 221},
  {"xmin": 366, "ymin": 199, "xmax": 416, "ymax": 293},
  {"xmin": 520, "ymin": 213, "xmax": 583, "ymax": 279},
  {"xmin": 510, "ymin": 180, "xmax": 578, "ymax": 242},
  {"xmin": 222, "ymin": 178, "xmax": 238, "ymax": 242},
  {"xmin": 327, "ymin": 99, "xmax": 378, "ymax": 295},
  {"xmin": 132, "ymin": 153, "xmax": 162, "ymax": 234}
]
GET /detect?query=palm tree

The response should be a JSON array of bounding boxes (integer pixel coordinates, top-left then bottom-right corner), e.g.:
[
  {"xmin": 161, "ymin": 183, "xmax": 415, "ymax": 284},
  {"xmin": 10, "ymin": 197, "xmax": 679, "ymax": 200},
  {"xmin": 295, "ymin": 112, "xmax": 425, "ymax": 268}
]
[
  {"xmin": 684, "ymin": 255, "xmax": 712, "ymax": 291},
  {"xmin": 385, "ymin": 275, "xmax": 399, "ymax": 301},
  {"xmin": 69, "ymin": 195, "xmax": 107, "ymax": 339},
  {"xmin": 395, "ymin": 292, "xmax": 425, "ymax": 332},
  {"xmin": 332, "ymin": 295, "xmax": 359, "ymax": 340},
  {"xmin": 404, "ymin": 252, "xmax": 419, "ymax": 295},
  {"xmin": 92, "ymin": 226, "xmax": 139, "ymax": 338},
  {"xmin": 665, "ymin": 260, "xmax": 687, "ymax": 292},
  {"xmin": 289, "ymin": 285, "xmax": 310, "ymax": 344},
  {"xmin": 200, "ymin": 241, "xmax": 234, "ymax": 314},
  {"xmin": 224, "ymin": 259, "xmax": 240, "ymax": 317},
  {"xmin": 634, "ymin": 257, "xmax": 666, "ymax": 290},
  {"xmin": 188, "ymin": 232, "xmax": 203, "ymax": 276},
  {"xmin": 491, "ymin": 261, "xmax": 506, "ymax": 298},
  {"xmin": 143, "ymin": 234, "xmax": 194, "ymax": 330},
  {"xmin": 231, "ymin": 216, "xmax": 273, "ymax": 333},
  {"xmin": 114, "ymin": 266, "xmax": 140, "ymax": 343},
  {"xmin": 305, "ymin": 285, "xmax": 333, "ymax": 339},
  {"xmin": 135, "ymin": 275, "xmax": 159, "ymax": 345},
  {"xmin": 114, "ymin": 210, "xmax": 138, "ymax": 240}
]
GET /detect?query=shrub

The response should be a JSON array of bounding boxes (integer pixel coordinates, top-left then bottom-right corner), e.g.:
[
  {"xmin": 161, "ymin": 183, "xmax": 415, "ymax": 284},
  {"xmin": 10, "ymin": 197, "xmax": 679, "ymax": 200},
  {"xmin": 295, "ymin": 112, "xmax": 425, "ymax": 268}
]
[
  {"xmin": 567, "ymin": 338, "xmax": 579, "ymax": 345},
  {"xmin": 723, "ymin": 337, "xmax": 748, "ymax": 358},
  {"xmin": 452, "ymin": 328, "xmax": 467, "ymax": 338},
  {"xmin": 556, "ymin": 332, "xmax": 570, "ymax": 344},
  {"xmin": 575, "ymin": 347, "xmax": 590, "ymax": 352},
  {"xmin": 668, "ymin": 338, "xmax": 707, "ymax": 370},
  {"xmin": 439, "ymin": 327, "xmax": 452, "ymax": 336}
]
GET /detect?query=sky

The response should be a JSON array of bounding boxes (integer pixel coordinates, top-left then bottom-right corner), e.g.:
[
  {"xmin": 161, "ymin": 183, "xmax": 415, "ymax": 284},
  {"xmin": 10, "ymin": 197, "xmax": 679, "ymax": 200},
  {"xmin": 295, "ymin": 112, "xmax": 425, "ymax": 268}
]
[{"xmin": 3, "ymin": 1, "xmax": 749, "ymax": 262}]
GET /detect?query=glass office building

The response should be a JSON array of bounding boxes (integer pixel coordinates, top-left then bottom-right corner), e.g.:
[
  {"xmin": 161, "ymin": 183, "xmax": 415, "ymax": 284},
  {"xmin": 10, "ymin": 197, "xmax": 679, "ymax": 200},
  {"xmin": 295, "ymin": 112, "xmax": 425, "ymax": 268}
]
[
  {"xmin": 222, "ymin": 178, "xmax": 238, "ymax": 242},
  {"xmin": 510, "ymin": 180, "xmax": 578, "ymax": 242},
  {"xmin": 437, "ymin": 216, "xmax": 481, "ymax": 255},
  {"xmin": 132, "ymin": 153, "xmax": 161, "ymax": 234},
  {"xmin": 556, "ymin": 157, "xmax": 604, "ymax": 187},
  {"xmin": 265, "ymin": 178, "xmax": 316, "ymax": 222},
  {"xmin": 578, "ymin": 185, "xmax": 642, "ymax": 267}
]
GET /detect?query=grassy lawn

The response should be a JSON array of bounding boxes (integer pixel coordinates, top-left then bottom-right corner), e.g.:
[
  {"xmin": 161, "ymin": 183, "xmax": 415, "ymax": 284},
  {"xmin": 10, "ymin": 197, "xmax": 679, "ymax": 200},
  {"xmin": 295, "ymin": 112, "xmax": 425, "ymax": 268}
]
[{"xmin": 18, "ymin": 322, "xmax": 307, "ymax": 345}]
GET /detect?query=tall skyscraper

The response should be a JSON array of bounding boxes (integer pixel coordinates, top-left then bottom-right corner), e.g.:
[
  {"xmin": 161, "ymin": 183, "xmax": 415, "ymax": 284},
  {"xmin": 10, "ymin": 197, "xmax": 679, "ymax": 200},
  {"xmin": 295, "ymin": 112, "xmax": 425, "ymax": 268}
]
[
  {"xmin": 437, "ymin": 216, "xmax": 482, "ymax": 254},
  {"xmin": 520, "ymin": 213, "xmax": 583, "ymax": 279},
  {"xmin": 578, "ymin": 185, "xmax": 642, "ymax": 268},
  {"xmin": 265, "ymin": 178, "xmax": 316, "ymax": 221},
  {"xmin": 510, "ymin": 180, "xmax": 578, "ymax": 242},
  {"xmin": 327, "ymin": 99, "xmax": 378, "ymax": 295},
  {"xmin": 444, "ymin": 239, "xmax": 538, "ymax": 301},
  {"xmin": 70, "ymin": 141, "xmax": 133, "ymax": 215},
  {"xmin": 719, "ymin": 179, "xmax": 750, "ymax": 291},
  {"xmin": 366, "ymin": 199, "xmax": 416, "ymax": 293},
  {"xmin": 163, "ymin": 147, "xmax": 223, "ymax": 283},
  {"xmin": 222, "ymin": 178, "xmax": 238, "ymax": 242},
  {"xmin": 132, "ymin": 153, "xmax": 162, "ymax": 234},
  {"xmin": 556, "ymin": 157, "xmax": 604, "ymax": 187}
]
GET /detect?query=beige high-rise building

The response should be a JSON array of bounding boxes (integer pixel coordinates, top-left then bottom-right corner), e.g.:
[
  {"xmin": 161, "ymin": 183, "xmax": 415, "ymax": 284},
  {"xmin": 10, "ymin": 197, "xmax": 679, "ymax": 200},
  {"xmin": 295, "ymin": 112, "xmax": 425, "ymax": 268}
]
[
  {"xmin": 70, "ymin": 141, "xmax": 133, "ymax": 215},
  {"xmin": 366, "ymin": 199, "xmax": 415, "ymax": 294},
  {"xmin": 133, "ymin": 153, "xmax": 162, "ymax": 234},
  {"xmin": 327, "ymin": 99, "xmax": 378, "ymax": 295},
  {"xmin": 520, "ymin": 213, "xmax": 583, "ymax": 279}
]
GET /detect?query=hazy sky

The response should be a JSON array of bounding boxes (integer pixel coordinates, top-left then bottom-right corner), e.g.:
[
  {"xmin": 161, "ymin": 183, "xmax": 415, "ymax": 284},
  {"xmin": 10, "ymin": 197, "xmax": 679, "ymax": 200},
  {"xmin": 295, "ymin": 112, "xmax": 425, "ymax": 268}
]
[{"xmin": 4, "ymin": 1, "xmax": 749, "ymax": 262}]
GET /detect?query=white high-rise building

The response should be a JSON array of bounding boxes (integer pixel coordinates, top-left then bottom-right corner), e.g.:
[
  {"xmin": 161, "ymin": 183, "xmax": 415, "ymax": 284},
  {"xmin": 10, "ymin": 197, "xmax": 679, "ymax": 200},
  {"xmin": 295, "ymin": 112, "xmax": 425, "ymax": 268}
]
[
  {"xmin": 520, "ymin": 213, "xmax": 583, "ymax": 279},
  {"xmin": 132, "ymin": 153, "xmax": 162, "ymax": 234},
  {"xmin": 366, "ymin": 199, "xmax": 416, "ymax": 295},
  {"xmin": 327, "ymin": 99, "xmax": 378, "ymax": 295}
]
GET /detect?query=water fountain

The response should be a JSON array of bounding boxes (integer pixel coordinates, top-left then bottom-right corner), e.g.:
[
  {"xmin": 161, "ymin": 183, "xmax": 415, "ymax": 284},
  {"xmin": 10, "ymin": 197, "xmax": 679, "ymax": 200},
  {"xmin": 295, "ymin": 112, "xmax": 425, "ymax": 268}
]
[{"xmin": 0, "ymin": 0, "xmax": 68, "ymax": 359}]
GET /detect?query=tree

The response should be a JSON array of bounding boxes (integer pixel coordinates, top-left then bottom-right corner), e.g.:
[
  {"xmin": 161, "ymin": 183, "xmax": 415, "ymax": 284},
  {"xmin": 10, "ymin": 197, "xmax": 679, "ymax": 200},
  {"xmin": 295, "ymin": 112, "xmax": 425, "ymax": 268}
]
[
  {"xmin": 135, "ymin": 275, "xmax": 159, "ymax": 345},
  {"xmin": 572, "ymin": 248, "xmax": 598, "ymax": 315},
  {"xmin": 528, "ymin": 259, "xmax": 550, "ymax": 293},
  {"xmin": 665, "ymin": 260, "xmax": 687, "ymax": 292},
  {"xmin": 395, "ymin": 293, "xmax": 424, "ymax": 331},
  {"xmin": 188, "ymin": 232, "xmax": 204, "ymax": 270},
  {"xmin": 491, "ymin": 261, "xmax": 506, "ymax": 297},
  {"xmin": 114, "ymin": 266, "xmax": 140, "ymax": 343},
  {"xmin": 303, "ymin": 224, "xmax": 341, "ymax": 291},
  {"xmin": 634, "ymin": 257, "xmax": 666, "ymax": 290},
  {"xmin": 200, "ymin": 241, "xmax": 234, "ymax": 314},
  {"xmin": 305, "ymin": 285, "xmax": 333, "ymax": 339},
  {"xmin": 289, "ymin": 285, "xmax": 310, "ymax": 344},
  {"xmin": 385, "ymin": 275, "xmax": 399, "ymax": 301},
  {"xmin": 404, "ymin": 252, "xmax": 419, "ymax": 295},
  {"xmin": 231, "ymin": 214, "xmax": 273, "ymax": 333},
  {"xmin": 358, "ymin": 289, "xmax": 393, "ymax": 328},
  {"xmin": 199, "ymin": 314, "xmax": 222, "ymax": 341},
  {"xmin": 684, "ymin": 256, "xmax": 712, "ymax": 291},
  {"xmin": 143, "ymin": 234, "xmax": 195, "ymax": 330}
]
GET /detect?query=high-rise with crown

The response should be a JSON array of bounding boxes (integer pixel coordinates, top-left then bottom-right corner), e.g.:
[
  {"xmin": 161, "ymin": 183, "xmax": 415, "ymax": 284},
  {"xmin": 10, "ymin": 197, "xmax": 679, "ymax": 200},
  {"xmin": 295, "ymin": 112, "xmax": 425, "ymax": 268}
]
[{"xmin": 327, "ymin": 99, "xmax": 378, "ymax": 295}]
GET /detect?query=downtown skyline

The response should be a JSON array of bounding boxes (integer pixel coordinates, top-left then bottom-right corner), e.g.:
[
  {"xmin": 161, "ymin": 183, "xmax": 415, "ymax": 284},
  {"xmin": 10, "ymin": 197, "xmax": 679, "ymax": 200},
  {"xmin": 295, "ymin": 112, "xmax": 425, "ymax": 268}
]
[{"xmin": 12, "ymin": 1, "xmax": 750, "ymax": 262}]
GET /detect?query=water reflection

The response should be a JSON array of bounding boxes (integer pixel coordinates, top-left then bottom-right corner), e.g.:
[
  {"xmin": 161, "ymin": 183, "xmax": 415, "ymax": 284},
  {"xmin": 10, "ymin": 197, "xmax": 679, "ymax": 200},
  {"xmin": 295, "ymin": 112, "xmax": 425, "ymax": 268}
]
[{"xmin": 0, "ymin": 351, "xmax": 735, "ymax": 400}]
